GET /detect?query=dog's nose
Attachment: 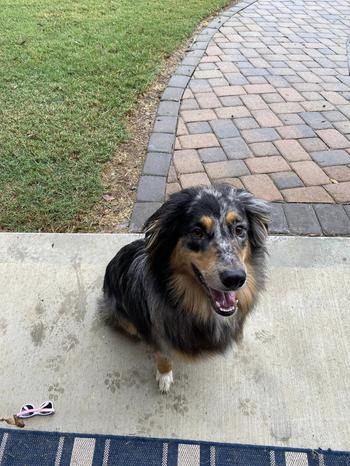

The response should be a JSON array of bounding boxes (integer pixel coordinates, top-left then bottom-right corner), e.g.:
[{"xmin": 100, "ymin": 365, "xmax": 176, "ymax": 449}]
[{"xmin": 220, "ymin": 269, "xmax": 246, "ymax": 289}]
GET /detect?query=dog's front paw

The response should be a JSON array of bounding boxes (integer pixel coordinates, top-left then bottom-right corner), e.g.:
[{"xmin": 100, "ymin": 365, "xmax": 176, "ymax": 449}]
[{"xmin": 156, "ymin": 370, "xmax": 173, "ymax": 393}]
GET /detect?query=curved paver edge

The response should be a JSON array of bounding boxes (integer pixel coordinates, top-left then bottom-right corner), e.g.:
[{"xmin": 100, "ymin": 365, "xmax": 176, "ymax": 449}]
[
  {"xmin": 129, "ymin": 0, "xmax": 257, "ymax": 232},
  {"xmin": 129, "ymin": 0, "xmax": 350, "ymax": 237}
]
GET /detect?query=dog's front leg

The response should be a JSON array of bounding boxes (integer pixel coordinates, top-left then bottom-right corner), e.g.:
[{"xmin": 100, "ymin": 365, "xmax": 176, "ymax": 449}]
[{"xmin": 155, "ymin": 352, "xmax": 173, "ymax": 393}]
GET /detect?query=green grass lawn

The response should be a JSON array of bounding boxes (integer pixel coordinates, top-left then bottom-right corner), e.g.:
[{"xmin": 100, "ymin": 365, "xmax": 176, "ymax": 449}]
[{"xmin": 0, "ymin": 0, "xmax": 231, "ymax": 231}]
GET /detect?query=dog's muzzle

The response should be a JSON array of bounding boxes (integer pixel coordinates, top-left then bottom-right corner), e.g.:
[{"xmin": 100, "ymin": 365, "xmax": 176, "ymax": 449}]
[{"xmin": 192, "ymin": 264, "xmax": 239, "ymax": 317}]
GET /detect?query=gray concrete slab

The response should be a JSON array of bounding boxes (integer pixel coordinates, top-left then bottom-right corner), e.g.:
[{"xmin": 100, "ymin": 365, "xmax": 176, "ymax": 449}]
[{"xmin": 0, "ymin": 233, "xmax": 349, "ymax": 450}]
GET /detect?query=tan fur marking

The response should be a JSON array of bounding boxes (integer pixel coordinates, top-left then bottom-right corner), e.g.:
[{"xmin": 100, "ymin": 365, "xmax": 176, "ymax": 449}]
[
  {"xmin": 171, "ymin": 239, "xmax": 217, "ymax": 275},
  {"xmin": 170, "ymin": 273, "xmax": 211, "ymax": 321},
  {"xmin": 200, "ymin": 215, "xmax": 214, "ymax": 233},
  {"xmin": 237, "ymin": 244, "xmax": 257, "ymax": 315},
  {"xmin": 226, "ymin": 211, "xmax": 238, "ymax": 224},
  {"xmin": 119, "ymin": 320, "xmax": 140, "ymax": 338},
  {"xmin": 156, "ymin": 353, "xmax": 172, "ymax": 374},
  {"xmin": 170, "ymin": 240, "xmax": 218, "ymax": 320},
  {"xmin": 174, "ymin": 349, "xmax": 212, "ymax": 362},
  {"xmin": 238, "ymin": 243, "xmax": 250, "ymax": 263}
]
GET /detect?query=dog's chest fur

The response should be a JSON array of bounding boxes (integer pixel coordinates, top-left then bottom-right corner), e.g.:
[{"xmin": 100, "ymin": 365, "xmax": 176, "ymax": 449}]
[{"xmin": 159, "ymin": 302, "xmax": 240, "ymax": 356}]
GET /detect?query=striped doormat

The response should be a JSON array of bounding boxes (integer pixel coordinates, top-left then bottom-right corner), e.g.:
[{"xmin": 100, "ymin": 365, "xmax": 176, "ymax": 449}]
[{"xmin": 0, "ymin": 428, "xmax": 349, "ymax": 465}]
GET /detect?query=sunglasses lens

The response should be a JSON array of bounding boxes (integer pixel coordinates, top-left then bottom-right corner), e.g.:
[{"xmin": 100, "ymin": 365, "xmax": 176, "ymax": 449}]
[
  {"xmin": 19, "ymin": 404, "xmax": 34, "ymax": 418},
  {"xmin": 39, "ymin": 401, "xmax": 54, "ymax": 415}
]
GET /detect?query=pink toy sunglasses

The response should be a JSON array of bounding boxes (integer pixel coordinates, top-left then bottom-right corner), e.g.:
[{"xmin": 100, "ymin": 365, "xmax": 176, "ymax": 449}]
[{"xmin": 16, "ymin": 401, "xmax": 55, "ymax": 419}]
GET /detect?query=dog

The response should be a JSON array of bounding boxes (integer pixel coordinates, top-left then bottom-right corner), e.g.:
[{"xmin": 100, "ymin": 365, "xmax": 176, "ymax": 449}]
[{"xmin": 101, "ymin": 184, "xmax": 270, "ymax": 393}]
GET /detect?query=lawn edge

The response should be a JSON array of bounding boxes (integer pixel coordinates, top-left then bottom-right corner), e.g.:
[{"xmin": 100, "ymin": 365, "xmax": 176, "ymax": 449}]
[{"xmin": 78, "ymin": 0, "xmax": 241, "ymax": 233}]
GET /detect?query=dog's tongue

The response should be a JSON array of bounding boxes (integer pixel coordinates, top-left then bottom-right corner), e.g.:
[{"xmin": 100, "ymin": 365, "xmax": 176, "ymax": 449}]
[{"xmin": 211, "ymin": 289, "xmax": 236, "ymax": 309}]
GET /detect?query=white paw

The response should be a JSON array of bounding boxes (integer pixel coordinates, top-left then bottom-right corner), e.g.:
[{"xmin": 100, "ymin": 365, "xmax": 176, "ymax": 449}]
[{"xmin": 156, "ymin": 370, "xmax": 173, "ymax": 393}]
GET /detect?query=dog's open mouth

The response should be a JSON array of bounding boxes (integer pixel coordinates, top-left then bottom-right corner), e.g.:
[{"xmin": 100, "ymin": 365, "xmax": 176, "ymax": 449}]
[
  {"xmin": 192, "ymin": 265, "xmax": 238, "ymax": 317},
  {"xmin": 209, "ymin": 288, "xmax": 237, "ymax": 316}
]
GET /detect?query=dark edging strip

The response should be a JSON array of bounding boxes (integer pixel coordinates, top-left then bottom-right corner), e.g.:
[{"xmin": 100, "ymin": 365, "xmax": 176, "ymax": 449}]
[
  {"xmin": 131, "ymin": 199, "xmax": 350, "ymax": 236},
  {"xmin": 271, "ymin": 203, "xmax": 350, "ymax": 236},
  {"xmin": 129, "ymin": 0, "xmax": 258, "ymax": 232}
]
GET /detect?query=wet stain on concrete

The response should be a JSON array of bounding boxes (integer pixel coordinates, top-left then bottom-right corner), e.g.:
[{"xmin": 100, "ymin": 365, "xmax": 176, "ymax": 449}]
[
  {"xmin": 271, "ymin": 422, "xmax": 292, "ymax": 442},
  {"xmin": 236, "ymin": 352, "xmax": 250, "ymax": 365},
  {"xmin": 59, "ymin": 293, "xmax": 85, "ymax": 323},
  {"xmin": 7, "ymin": 244, "xmax": 27, "ymax": 262},
  {"xmin": 145, "ymin": 349, "xmax": 154, "ymax": 361},
  {"xmin": 62, "ymin": 333, "xmax": 79, "ymax": 352},
  {"xmin": 104, "ymin": 371, "xmax": 122, "ymax": 393},
  {"xmin": 156, "ymin": 375, "xmax": 190, "ymax": 415},
  {"xmin": 48, "ymin": 382, "xmax": 65, "ymax": 401},
  {"xmin": 252, "ymin": 368, "xmax": 264, "ymax": 384},
  {"xmin": 0, "ymin": 318, "xmax": 7, "ymax": 335},
  {"xmin": 168, "ymin": 393, "xmax": 189, "ymax": 415},
  {"xmin": 255, "ymin": 330, "xmax": 276, "ymax": 343},
  {"xmin": 124, "ymin": 369, "xmax": 148, "ymax": 389},
  {"xmin": 58, "ymin": 292, "xmax": 75, "ymax": 316},
  {"xmin": 30, "ymin": 321, "xmax": 46, "ymax": 346},
  {"xmin": 90, "ymin": 311, "xmax": 106, "ymax": 332},
  {"xmin": 35, "ymin": 300, "xmax": 46, "ymax": 316},
  {"xmin": 58, "ymin": 259, "xmax": 88, "ymax": 323},
  {"xmin": 239, "ymin": 398, "xmax": 257, "ymax": 416},
  {"xmin": 136, "ymin": 411, "xmax": 162, "ymax": 435},
  {"xmin": 73, "ymin": 258, "xmax": 88, "ymax": 322},
  {"xmin": 270, "ymin": 399, "xmax": 292, "ymax": 442},
  {"xmin": 46, "ymin": 355, "xmax": 64, "ymax": 372},
  {"xmin": 88, "ymin": 277, "xmax": 102, "ymax": 292},
  {"xmin": 104, "ymin": 368, "xmax": 150, "ymax": 393}
]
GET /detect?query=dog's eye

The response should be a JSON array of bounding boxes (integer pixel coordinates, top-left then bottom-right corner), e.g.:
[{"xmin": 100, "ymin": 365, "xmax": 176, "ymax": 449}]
[
  {"xmin": 234, "ymin": 225, "xmax": 246, "ymax": 237},
  {"xmin": 191, "ymin": 227, "xmax": 204, "ymax": 239}
]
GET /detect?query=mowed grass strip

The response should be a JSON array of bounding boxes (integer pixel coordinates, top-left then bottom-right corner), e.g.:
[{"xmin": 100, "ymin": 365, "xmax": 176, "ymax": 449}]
[{"xmin": 0, "ymin": 0, "xmax": 231, "ymax": 231}]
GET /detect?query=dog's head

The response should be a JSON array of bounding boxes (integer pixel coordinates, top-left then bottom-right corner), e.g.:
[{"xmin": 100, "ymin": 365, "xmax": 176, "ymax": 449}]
[{"xmin": 144, "ymin": 185, "xmax": 270, "ymax": 317}]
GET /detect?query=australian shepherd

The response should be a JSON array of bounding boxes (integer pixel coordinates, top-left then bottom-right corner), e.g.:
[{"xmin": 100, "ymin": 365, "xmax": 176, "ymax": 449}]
[{"xmin": 101, "ymin": 184, "xmax": 270, "ymax": 392}]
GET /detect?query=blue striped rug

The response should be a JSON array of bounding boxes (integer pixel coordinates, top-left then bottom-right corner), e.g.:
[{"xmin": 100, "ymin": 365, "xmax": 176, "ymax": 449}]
[{"xmin": 0, "ymin": 428, "xmax": 349, "ymax": 465}]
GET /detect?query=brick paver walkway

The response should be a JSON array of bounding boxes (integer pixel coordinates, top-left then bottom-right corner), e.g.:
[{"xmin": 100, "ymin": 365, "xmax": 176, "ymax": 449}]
[{"xmin": 131, "ymin": 0, "xmax": 350, "ymax": 234}]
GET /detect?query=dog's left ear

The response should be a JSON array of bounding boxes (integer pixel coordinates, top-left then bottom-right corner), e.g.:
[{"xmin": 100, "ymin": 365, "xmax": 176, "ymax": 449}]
[{"xmin": 238, "ymin": 191, "xmax": 270, "ymax": 250}]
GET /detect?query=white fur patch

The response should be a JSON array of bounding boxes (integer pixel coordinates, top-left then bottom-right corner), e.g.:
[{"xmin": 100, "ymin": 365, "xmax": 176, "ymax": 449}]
[{"xmin": 156, "ymin": 369, "xmax": 173, "ymax": 393}]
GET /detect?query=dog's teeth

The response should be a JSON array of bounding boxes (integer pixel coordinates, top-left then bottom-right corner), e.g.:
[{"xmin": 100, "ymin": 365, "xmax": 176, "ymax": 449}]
[{"xmin": 219, "ymin": 305, "xmax": 235, "ymax": 312}]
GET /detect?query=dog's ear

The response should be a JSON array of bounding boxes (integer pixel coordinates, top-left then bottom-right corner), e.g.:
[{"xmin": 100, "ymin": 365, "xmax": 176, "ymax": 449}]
[
  {"xmin": 237, "ymin": 190, "xmax": 270, "ymax": 250},
  {"xmin": 143, "ymin": 190, "xmax": 192, "ymax": 253},
  {"xmin": 143, "ymin": 210, "xmax": 162, "ymax": 252}
]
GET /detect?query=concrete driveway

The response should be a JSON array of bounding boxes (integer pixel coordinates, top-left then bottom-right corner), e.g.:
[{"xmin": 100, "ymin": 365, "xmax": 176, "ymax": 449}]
[{"xmin": 0, "ymin": 233, "xmax": 349, "ymax": 450}]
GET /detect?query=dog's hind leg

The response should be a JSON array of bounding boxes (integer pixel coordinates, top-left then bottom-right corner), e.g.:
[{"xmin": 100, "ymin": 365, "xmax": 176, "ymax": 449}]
[
  {"xmin": 117, "ymin": 319, "xmax": 140, "ymax": 339},
  {"xmin": 98, "ymin": 295, "xmax": 140, "ymax": 340},
  {"xmin": 155, "ymin": 352, "xmax": 173, "ymax": 393}
]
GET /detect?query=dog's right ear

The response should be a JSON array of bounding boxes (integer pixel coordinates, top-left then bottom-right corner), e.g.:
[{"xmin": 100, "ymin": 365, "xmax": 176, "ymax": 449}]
[
  {"xmin": 143, "ymin": 190, "xmax": 192, "ymax": 254},
  {"xmin": 143, "ymin": 210, "xmax": 162, "ymax": 252}
]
